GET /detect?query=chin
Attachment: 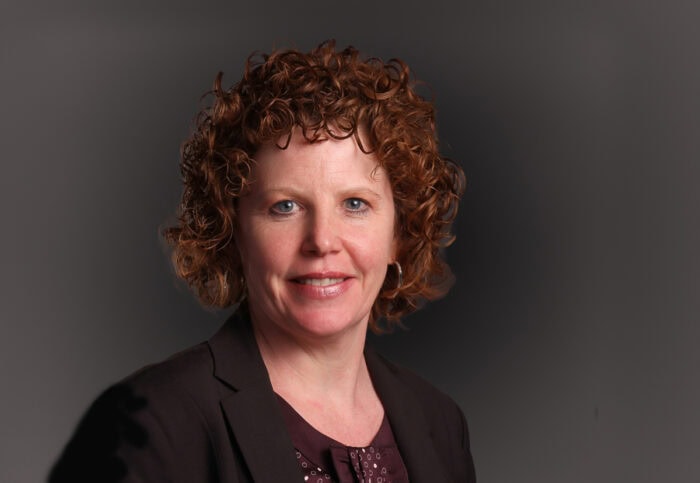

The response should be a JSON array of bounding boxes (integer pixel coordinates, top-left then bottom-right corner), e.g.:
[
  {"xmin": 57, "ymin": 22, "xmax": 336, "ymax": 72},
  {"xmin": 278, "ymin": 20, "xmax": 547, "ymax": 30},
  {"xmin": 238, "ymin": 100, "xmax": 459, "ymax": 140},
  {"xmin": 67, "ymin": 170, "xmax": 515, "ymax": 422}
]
[{"xmin": 284, "ymin": 307, "xmax": 369, "ymax": 339}]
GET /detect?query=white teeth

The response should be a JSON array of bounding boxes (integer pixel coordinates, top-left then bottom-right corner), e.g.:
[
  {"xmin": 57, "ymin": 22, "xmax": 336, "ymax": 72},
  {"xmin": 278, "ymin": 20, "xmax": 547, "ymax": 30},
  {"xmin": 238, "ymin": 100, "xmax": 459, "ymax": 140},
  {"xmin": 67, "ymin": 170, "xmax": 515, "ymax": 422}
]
[{"xmin": 298, "ymin": 278, "xmax": 344, "ymax": 286}]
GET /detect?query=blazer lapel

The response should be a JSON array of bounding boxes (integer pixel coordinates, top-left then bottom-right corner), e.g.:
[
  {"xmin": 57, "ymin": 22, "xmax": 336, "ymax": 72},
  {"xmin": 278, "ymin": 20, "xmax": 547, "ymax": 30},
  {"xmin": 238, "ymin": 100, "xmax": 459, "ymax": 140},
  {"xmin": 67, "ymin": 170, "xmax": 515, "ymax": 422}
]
[
  {"xmin": 365, "ymin": 349, "xmax": 452, "ymax": 482},
  {"xmin": 208, "ymin": 313, "xmax": 300, "ymax": 483},
  {"xmin": 207, "ymin": 313, "xmax": 451, "ymax": 482}
]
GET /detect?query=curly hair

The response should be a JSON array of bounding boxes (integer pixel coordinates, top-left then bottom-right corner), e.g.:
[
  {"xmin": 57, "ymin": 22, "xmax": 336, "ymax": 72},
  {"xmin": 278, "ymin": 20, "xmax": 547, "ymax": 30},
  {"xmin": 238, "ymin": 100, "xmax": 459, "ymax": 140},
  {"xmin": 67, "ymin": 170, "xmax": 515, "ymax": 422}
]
[{"xmin": 163, "ymin": 40, "xmax": 464, "ymax": 332}]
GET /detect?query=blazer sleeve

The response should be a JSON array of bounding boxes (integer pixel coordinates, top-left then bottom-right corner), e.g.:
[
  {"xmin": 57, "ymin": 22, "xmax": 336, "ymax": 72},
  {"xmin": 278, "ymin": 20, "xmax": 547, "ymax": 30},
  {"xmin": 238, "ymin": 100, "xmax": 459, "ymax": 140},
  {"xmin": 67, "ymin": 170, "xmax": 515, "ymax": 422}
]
[
  {"xmin": 458, "ymin": 403, "xmax": 477, "ymax": 482},
  {"xmin": 48, "ymin": 383, "xmax": 180, "ymax": 483},
  {"xmin": 49, "ymin": 376, "xmax": 221, "ymax": 483},
  {"xmin": 430, "ymin": 390, "xmax": 477, "ymax": 482}
]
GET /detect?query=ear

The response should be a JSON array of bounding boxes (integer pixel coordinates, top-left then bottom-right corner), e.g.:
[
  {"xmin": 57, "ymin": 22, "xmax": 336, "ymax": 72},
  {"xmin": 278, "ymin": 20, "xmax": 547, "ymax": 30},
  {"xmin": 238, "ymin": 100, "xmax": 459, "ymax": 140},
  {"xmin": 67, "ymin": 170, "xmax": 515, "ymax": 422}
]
[
  {"xmin": 229, "ymin": 198, "xmax": 248, "ymax": 266},
  {"xmin": 389, "ymin": 235, "xmax": 399, "ymax": 264},
  {"xmin": 231, "ymin": 218, "xmax": 246, "ymax": 260}
]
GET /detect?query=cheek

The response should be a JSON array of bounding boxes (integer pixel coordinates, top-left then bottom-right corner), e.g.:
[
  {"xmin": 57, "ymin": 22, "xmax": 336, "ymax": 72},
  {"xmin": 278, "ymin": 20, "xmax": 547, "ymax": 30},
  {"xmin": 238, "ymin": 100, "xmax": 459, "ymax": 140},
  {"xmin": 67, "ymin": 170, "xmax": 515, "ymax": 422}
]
[
  {"xmin": 240, "ymin": 224, "xmax": 296, "ymax": 276},
  {"xmin": 348, "ymin": 229, "xmax": 395, "ymax": 270}
]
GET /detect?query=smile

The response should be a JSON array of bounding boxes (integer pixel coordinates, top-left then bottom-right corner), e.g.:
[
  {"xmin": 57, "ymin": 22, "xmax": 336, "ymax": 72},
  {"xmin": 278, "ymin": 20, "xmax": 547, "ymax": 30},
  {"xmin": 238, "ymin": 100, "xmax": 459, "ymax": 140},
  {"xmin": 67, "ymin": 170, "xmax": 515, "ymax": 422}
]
[{"xmin": 295, "ymin": 277, "xmax": 346, "ymax": 286}]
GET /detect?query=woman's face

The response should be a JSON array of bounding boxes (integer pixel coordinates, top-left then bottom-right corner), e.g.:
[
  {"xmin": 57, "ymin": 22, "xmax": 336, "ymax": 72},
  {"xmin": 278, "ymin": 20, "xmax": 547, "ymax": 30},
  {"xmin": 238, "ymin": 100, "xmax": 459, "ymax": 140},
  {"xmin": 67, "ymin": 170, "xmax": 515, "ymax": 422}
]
[{"xmin": 236, "ymin": 130, "xmax": 396, "ymax": 342}]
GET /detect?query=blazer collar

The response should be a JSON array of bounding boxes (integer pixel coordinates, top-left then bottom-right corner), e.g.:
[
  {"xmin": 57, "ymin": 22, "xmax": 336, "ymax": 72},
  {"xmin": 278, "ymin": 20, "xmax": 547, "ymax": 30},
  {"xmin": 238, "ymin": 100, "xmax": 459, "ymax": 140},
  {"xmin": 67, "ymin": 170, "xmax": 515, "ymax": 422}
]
[
  {"xmin": 208, "ymin": 313, "xmax": 451, "ymax": 482},
  {"xmin": 365, "ymin": 348, "xmax": 452, "ymax": 482},
  {"xmin": 208, "ymin": 312, "xmax": 301, "ymax": 483}
]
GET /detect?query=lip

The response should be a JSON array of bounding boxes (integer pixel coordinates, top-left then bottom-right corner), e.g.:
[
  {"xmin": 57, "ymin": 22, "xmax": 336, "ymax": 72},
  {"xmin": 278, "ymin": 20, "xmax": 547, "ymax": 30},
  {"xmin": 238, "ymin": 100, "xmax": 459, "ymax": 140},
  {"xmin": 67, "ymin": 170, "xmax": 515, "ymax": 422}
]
[
  {"xmin": 290, "ymin": 271, "xmax": 352, "ymax": 282},
  {"xmin": 288, "ymin": 272, "xmax": 353, "ymax": 299}
]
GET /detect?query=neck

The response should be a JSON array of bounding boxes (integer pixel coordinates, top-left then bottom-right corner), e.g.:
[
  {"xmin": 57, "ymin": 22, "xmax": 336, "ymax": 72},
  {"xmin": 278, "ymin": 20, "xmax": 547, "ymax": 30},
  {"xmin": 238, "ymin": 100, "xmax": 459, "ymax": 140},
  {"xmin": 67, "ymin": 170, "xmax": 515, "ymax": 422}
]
[
  {"xmin": 251, "ymin": 312, "xmax": 370, "ymax": 404},
  {"xmin": 249, "ymin": 308, "xmax": 385, "ymax": 446}
]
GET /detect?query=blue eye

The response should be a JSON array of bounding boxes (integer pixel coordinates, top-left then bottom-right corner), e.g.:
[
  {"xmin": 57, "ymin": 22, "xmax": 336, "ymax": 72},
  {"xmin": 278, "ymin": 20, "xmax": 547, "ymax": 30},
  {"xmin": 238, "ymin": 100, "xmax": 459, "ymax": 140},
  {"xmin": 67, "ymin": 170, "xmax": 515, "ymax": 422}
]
[
  {"xmin": 271, "ymin": 200, "xmax": 297, "ymax": 214},
  {"xmin": 344, "ymin": 198, "xmax": 367, "ymax": 211}
]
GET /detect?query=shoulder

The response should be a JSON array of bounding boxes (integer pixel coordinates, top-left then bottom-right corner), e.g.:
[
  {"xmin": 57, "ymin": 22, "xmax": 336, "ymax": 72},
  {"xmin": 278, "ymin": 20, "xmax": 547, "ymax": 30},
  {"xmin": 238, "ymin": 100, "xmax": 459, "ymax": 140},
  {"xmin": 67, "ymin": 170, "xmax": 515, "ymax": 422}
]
[
  {"xmin": 49, "ymin": 340, "xmax": 227, "ymax": 483},
  {"xmin": 122, "ymin": 340, "xmax": 217, "ymax": 405},
  {"xmin": 366, "ymin": 349, "xmax": 477, "ymax": 482},
  {"xmin": 367, "ymin": 349, "xmax": 465, "ymax": 420}
]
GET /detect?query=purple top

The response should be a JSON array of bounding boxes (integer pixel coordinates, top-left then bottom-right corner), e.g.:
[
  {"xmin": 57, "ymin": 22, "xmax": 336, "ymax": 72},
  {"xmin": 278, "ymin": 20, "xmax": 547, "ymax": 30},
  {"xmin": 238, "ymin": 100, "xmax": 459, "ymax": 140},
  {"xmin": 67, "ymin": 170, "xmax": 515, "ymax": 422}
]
[{"xmin": 276, "ymin": 395, "xmax": 409, "ymax": 483}]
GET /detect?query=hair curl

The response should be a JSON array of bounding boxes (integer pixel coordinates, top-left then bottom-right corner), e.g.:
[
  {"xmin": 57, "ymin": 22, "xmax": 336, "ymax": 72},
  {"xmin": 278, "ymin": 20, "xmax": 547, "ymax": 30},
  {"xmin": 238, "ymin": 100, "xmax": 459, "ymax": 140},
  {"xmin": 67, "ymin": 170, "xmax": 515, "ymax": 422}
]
[{"xmin": 163, "ymin": 40, "xmax": 465, "ymax": 332}]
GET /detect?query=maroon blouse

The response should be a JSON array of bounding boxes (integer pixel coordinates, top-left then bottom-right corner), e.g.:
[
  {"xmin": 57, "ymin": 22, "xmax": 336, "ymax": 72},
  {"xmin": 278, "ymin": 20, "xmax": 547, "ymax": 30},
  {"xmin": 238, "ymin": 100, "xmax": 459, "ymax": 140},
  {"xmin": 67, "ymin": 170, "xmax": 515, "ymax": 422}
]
[{"xmin": 276, "ymin": 395, "xmax": 409, "ymax": 483}]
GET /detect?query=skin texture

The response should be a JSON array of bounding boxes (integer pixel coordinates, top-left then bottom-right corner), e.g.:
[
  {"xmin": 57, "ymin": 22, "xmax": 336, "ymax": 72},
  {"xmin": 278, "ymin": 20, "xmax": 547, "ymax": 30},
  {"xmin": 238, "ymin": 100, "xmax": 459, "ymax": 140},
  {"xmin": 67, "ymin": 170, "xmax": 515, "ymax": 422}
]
[
  {"xmin": 234, "ymin": 130, "xmax": 396, "ymax": 445},
  {"xmin": 236, "ymin": 130, "xmax": 396, "ymax": 346}
]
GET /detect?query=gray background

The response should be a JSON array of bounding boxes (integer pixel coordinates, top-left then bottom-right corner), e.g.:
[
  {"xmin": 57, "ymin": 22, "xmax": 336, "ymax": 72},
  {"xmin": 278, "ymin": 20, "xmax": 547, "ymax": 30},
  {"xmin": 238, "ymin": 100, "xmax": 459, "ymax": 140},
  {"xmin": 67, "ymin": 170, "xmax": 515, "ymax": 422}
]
[{"xmin": 1, "ymin": 1, "xmax": 698, "ymax": 482}]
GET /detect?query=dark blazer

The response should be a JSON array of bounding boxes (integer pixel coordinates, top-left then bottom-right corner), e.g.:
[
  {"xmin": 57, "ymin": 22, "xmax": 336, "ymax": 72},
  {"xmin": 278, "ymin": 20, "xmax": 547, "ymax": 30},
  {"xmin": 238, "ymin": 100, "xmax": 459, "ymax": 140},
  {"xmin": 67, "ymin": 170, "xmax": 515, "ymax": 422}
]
[{"xmin": 50, "ymin": 313, "xmax": 476, "ymax": 482}]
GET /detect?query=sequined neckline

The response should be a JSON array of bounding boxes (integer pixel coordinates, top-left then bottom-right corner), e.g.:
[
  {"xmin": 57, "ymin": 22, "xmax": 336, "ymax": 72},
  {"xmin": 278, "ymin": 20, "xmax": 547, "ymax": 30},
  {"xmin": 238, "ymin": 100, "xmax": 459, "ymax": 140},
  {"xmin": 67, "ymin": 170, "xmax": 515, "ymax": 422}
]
[{"xmin": 276, "ymin": 394, "xmax": 409, "ymax": 483}]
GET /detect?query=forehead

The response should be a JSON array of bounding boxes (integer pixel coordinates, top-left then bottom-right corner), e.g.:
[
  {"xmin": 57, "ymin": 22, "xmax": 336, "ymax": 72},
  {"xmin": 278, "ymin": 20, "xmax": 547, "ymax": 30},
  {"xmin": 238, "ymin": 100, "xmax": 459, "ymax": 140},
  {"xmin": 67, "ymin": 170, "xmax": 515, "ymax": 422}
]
[{"xmin": 251, "ymin": 130, "xmax": 387, "ymax": 187}]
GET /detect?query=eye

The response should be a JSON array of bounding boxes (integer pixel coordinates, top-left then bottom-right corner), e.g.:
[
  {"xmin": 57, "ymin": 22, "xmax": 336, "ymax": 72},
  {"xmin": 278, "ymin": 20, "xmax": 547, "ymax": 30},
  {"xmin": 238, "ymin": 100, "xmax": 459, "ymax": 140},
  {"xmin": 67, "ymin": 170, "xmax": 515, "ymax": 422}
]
[
  {"xmin": 344, "ymin": 198, "xmax": 368, "ymax": 212},
  {"xmin": 270, "ymin": 200, "xmax": 298, "ymax": 215}
]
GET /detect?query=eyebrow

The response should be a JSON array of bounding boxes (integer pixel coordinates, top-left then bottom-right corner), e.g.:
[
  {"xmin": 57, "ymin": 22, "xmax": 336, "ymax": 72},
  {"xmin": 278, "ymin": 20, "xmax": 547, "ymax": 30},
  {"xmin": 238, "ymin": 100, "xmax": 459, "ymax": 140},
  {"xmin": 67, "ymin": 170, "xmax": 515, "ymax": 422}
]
[
  {"xmin": 337, "ymin": 187, "xmax": 385, "ymax": 200},
  {"xmin": 258, "ymin": 187, "xmax": 385, "ymax": 200}
]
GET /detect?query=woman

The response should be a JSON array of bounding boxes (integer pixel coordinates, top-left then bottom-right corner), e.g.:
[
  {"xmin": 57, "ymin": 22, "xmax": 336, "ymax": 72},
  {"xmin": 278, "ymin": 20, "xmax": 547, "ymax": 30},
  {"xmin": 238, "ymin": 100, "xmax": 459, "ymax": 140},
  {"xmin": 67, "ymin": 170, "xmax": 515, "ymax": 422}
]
[{"xmin": 50, "ymin": 41, "xmax": 476, "ymax": 483}]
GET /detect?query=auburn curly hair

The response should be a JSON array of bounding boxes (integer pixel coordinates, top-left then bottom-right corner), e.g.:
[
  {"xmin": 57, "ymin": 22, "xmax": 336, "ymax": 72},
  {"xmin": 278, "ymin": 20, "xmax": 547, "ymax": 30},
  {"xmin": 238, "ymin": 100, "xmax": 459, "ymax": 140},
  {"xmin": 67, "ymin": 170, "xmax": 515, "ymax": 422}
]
[{"xmin": 163, "ymin": 40, "xmax": 464, "ymax": 332}]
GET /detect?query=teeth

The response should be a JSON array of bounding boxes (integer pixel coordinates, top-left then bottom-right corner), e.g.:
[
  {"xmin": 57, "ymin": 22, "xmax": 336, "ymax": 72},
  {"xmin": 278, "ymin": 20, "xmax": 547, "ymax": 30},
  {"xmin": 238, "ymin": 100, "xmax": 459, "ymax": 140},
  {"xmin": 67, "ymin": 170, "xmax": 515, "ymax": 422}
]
[{"xmin": 298, "ymin": 278, "xmax": 345, "ymax": 286}]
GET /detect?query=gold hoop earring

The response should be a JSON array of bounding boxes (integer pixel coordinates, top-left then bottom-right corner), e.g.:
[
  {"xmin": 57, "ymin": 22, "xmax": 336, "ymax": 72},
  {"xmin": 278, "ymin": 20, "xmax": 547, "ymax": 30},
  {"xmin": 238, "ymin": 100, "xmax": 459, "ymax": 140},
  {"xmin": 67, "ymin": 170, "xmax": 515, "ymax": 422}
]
[
  {"xmin": 234, "ymin": 275, "xmax": 247, "ymax": 305},
  {"xmin": 391, "ymin": 261, "xmax": 403, "ymax": 291}
]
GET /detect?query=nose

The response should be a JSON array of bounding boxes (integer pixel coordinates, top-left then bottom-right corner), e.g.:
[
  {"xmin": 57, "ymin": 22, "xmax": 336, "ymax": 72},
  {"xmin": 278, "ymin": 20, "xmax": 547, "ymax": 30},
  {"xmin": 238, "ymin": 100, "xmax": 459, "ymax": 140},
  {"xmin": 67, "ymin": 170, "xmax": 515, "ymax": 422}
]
[{"xmin": 301, "ymin": 208, "xmax": 342, "ymax": 256}]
